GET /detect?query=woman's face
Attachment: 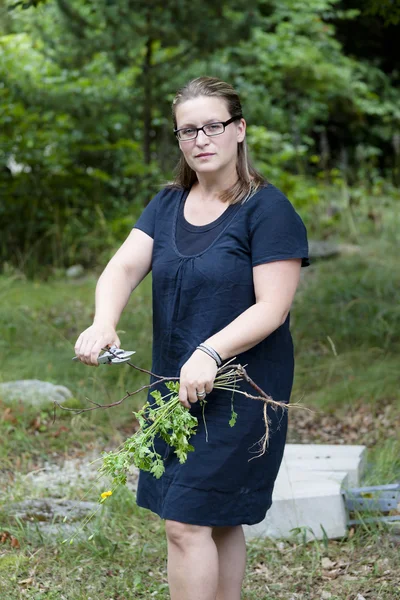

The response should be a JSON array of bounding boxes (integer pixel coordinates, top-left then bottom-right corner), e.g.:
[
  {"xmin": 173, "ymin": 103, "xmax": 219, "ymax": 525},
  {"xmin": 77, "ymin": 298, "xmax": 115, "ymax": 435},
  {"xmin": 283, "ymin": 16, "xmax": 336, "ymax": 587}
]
[{"xmin": 175, "ymin": 96, "xmax": 246, "ymax": 177}]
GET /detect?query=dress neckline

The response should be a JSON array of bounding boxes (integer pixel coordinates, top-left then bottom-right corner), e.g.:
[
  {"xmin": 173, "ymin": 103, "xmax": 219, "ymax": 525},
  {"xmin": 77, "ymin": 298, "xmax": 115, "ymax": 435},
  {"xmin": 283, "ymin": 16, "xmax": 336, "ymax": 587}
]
[
  {"xmin": 172, "ymin": 187, "xmax": 253, "ymax": 259},
  {"xmin": 179, "ymin": 193, "xmax": 240, "ymax": 233}
]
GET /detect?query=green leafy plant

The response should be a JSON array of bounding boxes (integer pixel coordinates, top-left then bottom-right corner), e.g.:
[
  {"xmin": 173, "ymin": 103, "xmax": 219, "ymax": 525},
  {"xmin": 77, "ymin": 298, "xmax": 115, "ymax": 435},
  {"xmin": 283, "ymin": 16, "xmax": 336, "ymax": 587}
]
[
  {"xmin": 100, "ymin": 381, "xmax": 199, "ymax": 484},
  {"xmin": 98, "ymin": 367, "xmax": 247, "ymax": 487},
  {"xmin": 54, "ymin": 356, "xmax": 302, "ymax": 545},
  {"xmin": 90, "ymin": 359, "xmax": 294, "ymax": 490}
]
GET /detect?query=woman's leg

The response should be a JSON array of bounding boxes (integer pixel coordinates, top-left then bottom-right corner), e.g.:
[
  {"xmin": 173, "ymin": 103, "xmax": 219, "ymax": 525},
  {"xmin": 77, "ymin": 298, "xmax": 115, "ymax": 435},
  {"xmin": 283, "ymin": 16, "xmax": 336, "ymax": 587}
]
[
  {"xmin": 165, "ymin": 519, "xmax": 219, "ymax": 600},
  {"xmin": 212, "ymin": 525, "xmax": 247, "ymax": 600}
]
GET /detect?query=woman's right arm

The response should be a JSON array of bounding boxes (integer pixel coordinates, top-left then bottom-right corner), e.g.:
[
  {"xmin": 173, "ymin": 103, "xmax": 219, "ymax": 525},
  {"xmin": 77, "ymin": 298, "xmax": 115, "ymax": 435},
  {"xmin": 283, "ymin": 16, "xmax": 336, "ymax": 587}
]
[{"xmin": 74, "ymin": 228, "xmax": 153, "ymax": 366}]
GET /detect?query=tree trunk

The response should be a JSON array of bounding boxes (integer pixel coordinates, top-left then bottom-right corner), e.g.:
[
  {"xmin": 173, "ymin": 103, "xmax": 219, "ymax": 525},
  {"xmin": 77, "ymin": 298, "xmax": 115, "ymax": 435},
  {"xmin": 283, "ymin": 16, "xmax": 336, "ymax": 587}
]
[{"xmin": 143, "ymin": 13, "xmax": 153, "ymax": 165}]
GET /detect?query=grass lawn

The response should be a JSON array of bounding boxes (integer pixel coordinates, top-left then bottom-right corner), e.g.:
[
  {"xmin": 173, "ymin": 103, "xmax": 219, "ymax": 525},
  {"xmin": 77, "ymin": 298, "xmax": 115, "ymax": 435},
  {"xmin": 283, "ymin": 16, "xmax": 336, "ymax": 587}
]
[{"xmin": 0, "ymin": 233, "xmax": 399, "ymax": 599}]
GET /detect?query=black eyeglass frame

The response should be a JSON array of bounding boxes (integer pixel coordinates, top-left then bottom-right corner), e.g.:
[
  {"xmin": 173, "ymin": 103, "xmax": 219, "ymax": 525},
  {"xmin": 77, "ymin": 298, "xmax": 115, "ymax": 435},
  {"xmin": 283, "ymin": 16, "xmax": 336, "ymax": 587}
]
[{"xmin": 174, "ymin": 115, "xmax": 243, "ymax": 141}]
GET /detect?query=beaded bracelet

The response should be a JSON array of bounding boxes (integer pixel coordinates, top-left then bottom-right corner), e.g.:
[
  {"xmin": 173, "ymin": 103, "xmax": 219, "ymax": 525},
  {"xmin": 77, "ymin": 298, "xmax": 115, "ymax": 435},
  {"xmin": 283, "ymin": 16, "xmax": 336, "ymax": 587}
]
[{"xmin": 196, "ymin": 343, "xmax": 222, "ymax": 367}]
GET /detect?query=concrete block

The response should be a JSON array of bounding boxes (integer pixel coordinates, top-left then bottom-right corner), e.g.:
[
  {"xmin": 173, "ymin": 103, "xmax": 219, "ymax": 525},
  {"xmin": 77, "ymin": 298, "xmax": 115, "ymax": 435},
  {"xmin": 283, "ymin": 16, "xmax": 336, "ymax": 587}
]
[
  {"xmin": 244, "ymin": 466, "xmax": 349, "ymax": 541},
  {"xmin": 283, "ymin": 444, "xmax": 367, "ymax": 487}
]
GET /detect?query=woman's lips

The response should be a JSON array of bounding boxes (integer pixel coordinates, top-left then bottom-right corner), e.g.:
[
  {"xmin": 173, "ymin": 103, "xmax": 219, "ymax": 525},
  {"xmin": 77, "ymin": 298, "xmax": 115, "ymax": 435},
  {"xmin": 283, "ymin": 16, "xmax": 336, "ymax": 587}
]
[{"xmin": 195, "ymin": 153, "xmax": 215, "ymax": 158}]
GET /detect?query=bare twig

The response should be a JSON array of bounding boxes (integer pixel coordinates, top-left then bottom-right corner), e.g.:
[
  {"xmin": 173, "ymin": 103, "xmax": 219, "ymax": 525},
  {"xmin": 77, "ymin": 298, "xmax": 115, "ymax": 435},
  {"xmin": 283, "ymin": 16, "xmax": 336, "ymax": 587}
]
[
  {"xmin": 53, "ymin": 375, "xmax": 178, "ymax": 415},
  {"xmin": 59, "ymin": 354, "xmax": 308, "ymax": 458}
]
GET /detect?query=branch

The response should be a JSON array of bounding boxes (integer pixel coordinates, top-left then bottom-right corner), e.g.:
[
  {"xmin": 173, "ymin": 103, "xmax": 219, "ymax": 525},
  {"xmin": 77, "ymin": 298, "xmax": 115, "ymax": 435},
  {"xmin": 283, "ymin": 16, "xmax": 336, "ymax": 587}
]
[
  {"xmin": 56, "ymin": 354, "xmax": 310, "ymax": 460},
  {"xmin": 53, "ymin": 373, "xmax": 179, "ymax": 417}
]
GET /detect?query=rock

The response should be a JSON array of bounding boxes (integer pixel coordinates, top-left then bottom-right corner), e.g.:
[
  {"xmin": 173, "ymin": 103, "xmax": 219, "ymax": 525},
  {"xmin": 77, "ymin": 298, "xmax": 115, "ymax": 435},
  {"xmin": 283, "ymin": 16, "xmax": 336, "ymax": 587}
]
[
  {"xmin": 337, "ymin": 243, "xmax": 361, "ymax": 256},
  {"xmin": 7, "ymin": 498, "xmax": 99, "ymax": 541},
  {"xmin": 389, "ymin": 534, "xmax": 400, "ymax": 546},
  {"xmin": 308, "ymin": 240, "xmax": 360, "ymax": 260},
  {"xmin": 24, "ymin": 453, "xmax": 139, "ymax": 497},
  {"xmin": 0, "ymin": 380, "xmax": 73, "ymax": 407},
  {"xmin": 25, "ymin": 456, "xmax": 106, "ymax": 498},
  {"xmin": 321, "ymin": 592, "xmax": 332, "ymax": 599},
  {"xmin": 308, "ymin": 240, "xmax": 341, "ymax": 259},
  {"xmin": 27, "ymin": 455, "xmax": 102, "ymax": 494},
  {"xmin": 66, "ymin": 264, "xmax": 84, "ymax": 278},
  {"xmin": 321, "ymin": 557, "xmax": 335, "ymax": 569},
  {"xmin": 390, "ymin": 522, "xmax": 400, "ymax": 534},
  {"xmin": 9, "ymin": 498, "xmax": 97, "ymax": 523}
]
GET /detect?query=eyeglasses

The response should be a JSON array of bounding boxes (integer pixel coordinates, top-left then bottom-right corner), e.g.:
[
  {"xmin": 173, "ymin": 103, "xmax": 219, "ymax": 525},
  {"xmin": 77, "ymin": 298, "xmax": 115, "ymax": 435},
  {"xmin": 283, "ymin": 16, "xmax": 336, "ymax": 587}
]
[{"xmin": 174, "ymin": 115, "xmax": 242, "ymax": 141}]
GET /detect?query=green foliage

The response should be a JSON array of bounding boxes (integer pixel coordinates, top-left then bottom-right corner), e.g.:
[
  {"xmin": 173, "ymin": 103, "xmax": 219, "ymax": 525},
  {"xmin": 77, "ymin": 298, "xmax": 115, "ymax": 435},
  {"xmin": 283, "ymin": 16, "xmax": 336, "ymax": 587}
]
[
  {"xmin": 1, "ymin": 0, "xmax": 399, "ymax": 274},
  {"xmin": 365, "ymin": 0, "xmax": 400, "ymax": 25},
  {"xmin": 100, "ymin": 391, "xmax": 199, "ymax": 486},
  {"xmin": 0, "ymin": 30, "xmax": 163, "ymax": 275},
  {"xmin": 229, "ymin": 409, "xmax": 238, "ymax": 428},
  {"xmin": 99, "ymin": 369, "xmax": 246, "ymax": 486},
  {"xmin": 219, "ymin": 0, "xmax": 399, "ymax": 185}
]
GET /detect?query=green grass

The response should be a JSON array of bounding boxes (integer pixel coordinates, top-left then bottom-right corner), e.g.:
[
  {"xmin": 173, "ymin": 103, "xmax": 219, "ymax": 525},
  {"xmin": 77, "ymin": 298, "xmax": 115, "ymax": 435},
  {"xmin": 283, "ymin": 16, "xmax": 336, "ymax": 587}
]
[
  {"xmin": 0, "ymin": 273, "xmax": 153, "ymax": 473},
  {"xmin": 288, "ymin": 238, "xmax": 400, "ymax": 487},
  {"xmin": 0, "ymin": 489, "xmax": 398, "ymax": 599},
  {"xmin": 0, "ymin": 216, "xmax": 399, "ymax": 599},
  {"xmin": 0, "ymin": 273, "xmax": 153, "ymax": 397}
]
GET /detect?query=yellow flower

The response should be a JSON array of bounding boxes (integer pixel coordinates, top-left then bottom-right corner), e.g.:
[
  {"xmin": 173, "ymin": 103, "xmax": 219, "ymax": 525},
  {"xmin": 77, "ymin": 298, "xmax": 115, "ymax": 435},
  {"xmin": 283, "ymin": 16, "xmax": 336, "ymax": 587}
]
[{"xmin": 100, "ymin": 490, "xmax": 113, "ymax": 499}]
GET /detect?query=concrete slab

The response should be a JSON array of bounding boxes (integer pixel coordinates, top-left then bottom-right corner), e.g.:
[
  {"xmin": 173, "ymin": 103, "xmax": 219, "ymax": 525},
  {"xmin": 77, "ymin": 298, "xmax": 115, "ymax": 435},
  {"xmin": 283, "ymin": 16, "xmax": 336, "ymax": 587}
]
[
  {"xmin": 243, "ymin": 444, "xmax": 368, "ymax": 541},
  {"xmin": 283, "ymin": 444, "xmax": 367, "ymax": 487},
  {"xmin": 244, "ymin": 466, "xmax": 349, "ymax": 541}
]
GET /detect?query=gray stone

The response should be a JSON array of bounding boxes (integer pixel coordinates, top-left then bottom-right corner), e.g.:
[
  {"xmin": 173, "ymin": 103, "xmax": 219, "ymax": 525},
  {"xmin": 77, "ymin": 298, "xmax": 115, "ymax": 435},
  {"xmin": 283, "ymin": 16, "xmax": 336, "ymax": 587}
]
[
  {"xmin": 308, "ymin": 240, "xmax": 341, "ymax": 259},
  {"xmin": 337, "ymin": 243, "xmax": 361, "ymax": 255},
  {"xmin": 7, "ymin": 498, "xmax": 99, "ymax": 542},
  {"xmin": 24, "ymin": 453, "xmax": 139, "ymax": 497},
  {"xmin": 308, "ymin": 240, "xmax": 361, "ymax": 260},
  {"xmin": 66, "ymin": 264, "xmax": 84, "ymax": 278},
  {"xmin": 9, "ymin": 498, "xmax": 98, "ymax": 523},
  {"xmin": 389, "ymin": 534, "xmax": 400, "ymax": 546},
  {"xmin": 391, "ymin": 522, "xmax": 400, "ymax": 534},
  {"xmin": 32, "ymin": 522, "xmax": 89, "ymax": 539},
  {"xmin": 0, "ymin": 380, "xmax": 72, "ymax": 407}
]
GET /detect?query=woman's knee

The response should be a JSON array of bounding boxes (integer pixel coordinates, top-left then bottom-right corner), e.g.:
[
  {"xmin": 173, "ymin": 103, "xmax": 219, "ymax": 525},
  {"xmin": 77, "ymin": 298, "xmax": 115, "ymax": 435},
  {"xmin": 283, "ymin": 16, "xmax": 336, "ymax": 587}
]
[{"xmin": 165, "ymin": 520, "xmax": 212, "ymax": 549}]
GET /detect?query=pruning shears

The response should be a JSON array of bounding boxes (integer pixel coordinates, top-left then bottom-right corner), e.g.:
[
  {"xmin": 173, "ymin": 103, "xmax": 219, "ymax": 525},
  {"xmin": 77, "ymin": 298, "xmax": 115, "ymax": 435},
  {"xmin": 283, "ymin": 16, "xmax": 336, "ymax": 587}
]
[{"xmin": 72, "ymin": 345, "xmax": 135, "ymax": 364}]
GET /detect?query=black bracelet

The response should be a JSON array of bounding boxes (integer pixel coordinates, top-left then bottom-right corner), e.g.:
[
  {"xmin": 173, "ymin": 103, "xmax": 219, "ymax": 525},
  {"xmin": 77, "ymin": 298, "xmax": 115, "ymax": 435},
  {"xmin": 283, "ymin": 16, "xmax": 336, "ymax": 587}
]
[
  {"xmin": 202, "ymin": 343, "xmax": 222, "ymax": 365},
  {"xmin": 196, "ymin": 343, "xmax": 222, "ymax": 367}
]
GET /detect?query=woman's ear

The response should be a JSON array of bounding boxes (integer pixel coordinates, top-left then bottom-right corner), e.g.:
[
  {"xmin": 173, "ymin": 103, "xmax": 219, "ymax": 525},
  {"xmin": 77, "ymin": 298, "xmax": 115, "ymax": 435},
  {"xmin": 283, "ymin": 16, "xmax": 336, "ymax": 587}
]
[{"xmin": 237, "ymin": 118, "xmax": 246, "ymax": 143}]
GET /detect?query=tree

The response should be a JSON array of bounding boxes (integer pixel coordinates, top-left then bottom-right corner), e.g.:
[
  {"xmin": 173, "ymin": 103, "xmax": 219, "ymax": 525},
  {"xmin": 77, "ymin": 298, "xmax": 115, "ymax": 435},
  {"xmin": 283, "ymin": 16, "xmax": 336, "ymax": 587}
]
[
  {"xmin": 1, "ymin": 0, "xmax": 399, "ymax": 273},
  {"xmin": 0, "ymin": 0, "xmax": 258, "ymax": 272},
  {"xmin": 365, "ymin": 0, "xmax": 400, "ymax": 25}
]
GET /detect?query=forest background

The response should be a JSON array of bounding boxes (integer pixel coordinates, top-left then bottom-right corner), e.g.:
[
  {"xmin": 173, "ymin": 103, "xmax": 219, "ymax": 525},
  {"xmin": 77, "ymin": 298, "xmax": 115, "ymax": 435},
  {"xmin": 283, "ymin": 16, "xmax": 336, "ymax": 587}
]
[
  {"xmin": 1, "ymin": 0, "xmax": 399, "ymax": 275},
  {"xmin": 0, "ymin": 1, "xmax": 400, "ymax": 598}
]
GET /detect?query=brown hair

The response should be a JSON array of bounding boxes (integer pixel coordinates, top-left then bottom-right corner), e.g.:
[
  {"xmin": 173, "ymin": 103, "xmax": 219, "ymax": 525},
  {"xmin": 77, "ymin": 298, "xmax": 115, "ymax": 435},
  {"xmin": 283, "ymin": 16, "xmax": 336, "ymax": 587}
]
[{"xmin": 170, "ymin": 77, "xmax": 267, "ymax": 204}]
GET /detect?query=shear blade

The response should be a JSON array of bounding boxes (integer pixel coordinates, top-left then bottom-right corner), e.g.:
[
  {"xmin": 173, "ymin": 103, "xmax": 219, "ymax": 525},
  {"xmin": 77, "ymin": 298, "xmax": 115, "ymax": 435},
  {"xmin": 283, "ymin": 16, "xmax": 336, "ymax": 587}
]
[
  {"xmin": 109, "ymin": 350, "xmax": 135, "ymax": 363},
  {"xmin": 72, "ymin": 347, "xmax": 135, "ymax": 363}
]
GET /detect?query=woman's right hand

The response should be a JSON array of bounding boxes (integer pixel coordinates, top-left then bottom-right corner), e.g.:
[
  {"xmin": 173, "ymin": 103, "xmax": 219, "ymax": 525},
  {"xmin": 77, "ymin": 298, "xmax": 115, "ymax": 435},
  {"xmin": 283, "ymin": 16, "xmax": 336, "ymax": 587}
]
[{"xmin": 74, "ymin": 323, "xmax": 121, "ymax": 366}]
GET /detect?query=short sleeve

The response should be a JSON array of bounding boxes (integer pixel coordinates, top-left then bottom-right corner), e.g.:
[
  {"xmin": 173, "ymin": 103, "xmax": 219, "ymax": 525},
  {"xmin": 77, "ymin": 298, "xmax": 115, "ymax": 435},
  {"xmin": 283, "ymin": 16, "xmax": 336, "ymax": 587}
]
[
  {"xmin": 250, "ymin": 195, "xmax": 310, "ymax": 268},
  {"xmin": 133, "ymin": 190, "xmax": 164, "ymax": 239}
]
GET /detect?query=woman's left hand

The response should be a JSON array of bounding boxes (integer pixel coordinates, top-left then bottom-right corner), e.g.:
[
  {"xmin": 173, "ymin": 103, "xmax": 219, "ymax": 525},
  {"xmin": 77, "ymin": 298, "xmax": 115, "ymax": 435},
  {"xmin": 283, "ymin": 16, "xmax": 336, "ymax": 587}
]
[{"xmin": 179, "ymin": 349, "xmax": 218, "ymax": 408}]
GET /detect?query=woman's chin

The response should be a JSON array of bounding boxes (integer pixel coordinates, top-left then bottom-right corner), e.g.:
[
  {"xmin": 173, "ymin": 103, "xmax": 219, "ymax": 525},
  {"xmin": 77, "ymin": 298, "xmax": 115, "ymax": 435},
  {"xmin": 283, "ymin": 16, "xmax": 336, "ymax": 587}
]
[{"xmin": 193, "ymin": 162, "xmax": 222, "ymax": 174}]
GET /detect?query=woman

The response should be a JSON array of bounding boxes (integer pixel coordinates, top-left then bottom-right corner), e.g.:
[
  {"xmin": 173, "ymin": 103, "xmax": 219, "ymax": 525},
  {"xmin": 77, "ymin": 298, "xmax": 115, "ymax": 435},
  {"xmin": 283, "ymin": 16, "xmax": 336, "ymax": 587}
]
[{"xmin": 74, "ymin": 77, "xmax": 309, "ymax": 600}]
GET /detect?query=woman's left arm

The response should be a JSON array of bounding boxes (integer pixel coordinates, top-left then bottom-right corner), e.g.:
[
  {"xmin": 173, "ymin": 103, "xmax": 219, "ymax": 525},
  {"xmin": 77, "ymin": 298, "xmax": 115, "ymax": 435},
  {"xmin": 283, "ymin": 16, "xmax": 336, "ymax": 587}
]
[
  {"xmin": 206, "ymin": 258, "xmax": 302, "ymax": 358},
  {"xmin": 178, "ymin": 258, "xmax": 302, "ymax": 407}
]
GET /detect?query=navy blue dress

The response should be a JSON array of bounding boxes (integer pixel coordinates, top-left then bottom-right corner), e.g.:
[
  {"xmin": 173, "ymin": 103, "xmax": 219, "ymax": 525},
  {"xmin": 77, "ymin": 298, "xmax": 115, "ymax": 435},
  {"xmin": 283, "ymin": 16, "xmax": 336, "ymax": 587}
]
[{"xmin": 133, "ymin": 183, "xmax": 309, "ymax": 527}]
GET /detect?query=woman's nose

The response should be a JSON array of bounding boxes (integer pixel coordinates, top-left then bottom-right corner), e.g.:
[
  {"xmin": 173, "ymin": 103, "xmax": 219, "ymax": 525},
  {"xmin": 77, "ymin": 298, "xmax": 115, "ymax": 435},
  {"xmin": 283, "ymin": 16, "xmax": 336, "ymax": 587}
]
[{"xmin": 195, "ymin": 129, "xmax": 210, "ymax": 145}]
